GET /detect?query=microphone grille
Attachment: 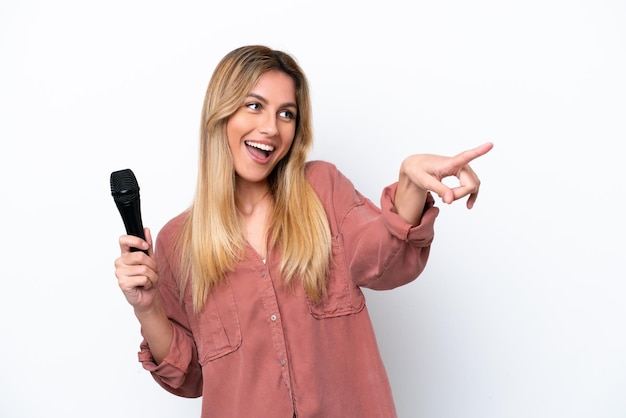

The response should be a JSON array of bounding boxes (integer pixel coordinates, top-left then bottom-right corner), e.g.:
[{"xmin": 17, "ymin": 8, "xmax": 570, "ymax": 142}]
[{"xmin": 110, "ymin": 168, "xmax": 140, "ymax": 204}]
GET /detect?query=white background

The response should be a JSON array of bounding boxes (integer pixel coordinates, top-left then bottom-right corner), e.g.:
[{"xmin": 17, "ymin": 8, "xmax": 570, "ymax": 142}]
[{"xmin": 1, "ymin": 1, "xmax": 624, "ymax": 417}]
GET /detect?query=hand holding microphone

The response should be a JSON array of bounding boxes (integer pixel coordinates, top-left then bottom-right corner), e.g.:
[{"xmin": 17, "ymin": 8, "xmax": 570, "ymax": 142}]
[{"xmin": 111, "ymin": 168, "xmax": 160, "ymax": 310}]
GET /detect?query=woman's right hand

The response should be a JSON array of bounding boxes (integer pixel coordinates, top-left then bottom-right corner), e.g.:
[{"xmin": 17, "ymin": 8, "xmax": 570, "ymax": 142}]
[{"xmin": 114, "ymin": 228, "xmax": 159, "ymax": 312}]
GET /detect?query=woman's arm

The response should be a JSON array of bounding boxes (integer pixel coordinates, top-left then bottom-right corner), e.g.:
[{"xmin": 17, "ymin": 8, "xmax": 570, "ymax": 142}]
[{"xmin": 115, "ymin": 228, "xmax": 173, "ymax": 364}]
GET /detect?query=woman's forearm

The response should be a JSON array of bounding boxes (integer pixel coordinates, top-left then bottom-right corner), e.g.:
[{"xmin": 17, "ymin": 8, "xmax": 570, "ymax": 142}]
[
  {"xmin": 394, "ymin": 163, "xmax": 429, "ymax": 225},
  {"xmin": 134, "ymin": 298, "xmax": 174, "ymax": 365}
]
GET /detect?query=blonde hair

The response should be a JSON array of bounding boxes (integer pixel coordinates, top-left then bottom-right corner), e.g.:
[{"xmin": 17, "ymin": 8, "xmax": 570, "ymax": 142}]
[{"xmin": 178, "ymin": 45, "xmax": 332, "ymax": 312}]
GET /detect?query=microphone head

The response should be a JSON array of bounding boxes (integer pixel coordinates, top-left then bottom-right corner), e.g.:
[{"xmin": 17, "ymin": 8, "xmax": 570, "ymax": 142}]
[{"xmin": 110, "ymin": 168, "xmax": 140, "ymax": 205}]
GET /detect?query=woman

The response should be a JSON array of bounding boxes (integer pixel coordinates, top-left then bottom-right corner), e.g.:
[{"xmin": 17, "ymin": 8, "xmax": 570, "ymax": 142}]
[{"xmin": 114, "ymin": 45, "xmax": 493, "ymax": 417}]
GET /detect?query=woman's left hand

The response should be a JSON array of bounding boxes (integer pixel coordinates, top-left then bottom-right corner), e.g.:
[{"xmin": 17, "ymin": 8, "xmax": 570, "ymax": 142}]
[{"xmin": 394, "ymin": 142, "xmax": 494, "ymax": 224}]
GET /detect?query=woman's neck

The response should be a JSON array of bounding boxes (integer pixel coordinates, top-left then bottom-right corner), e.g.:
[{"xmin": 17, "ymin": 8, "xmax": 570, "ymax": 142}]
[
  {"xmin": 235, "ymin": 180, "xmax": 272, "ymax": 259},
  {"xmin": 235, "ymin": 181, "xmax": 272, "ymax": 217}
]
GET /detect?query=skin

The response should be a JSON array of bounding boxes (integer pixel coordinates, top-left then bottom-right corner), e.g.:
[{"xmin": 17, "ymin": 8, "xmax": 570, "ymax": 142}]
[{"xmin": 114, "ymin": 69, "xmax": 493, "ymax": 364}]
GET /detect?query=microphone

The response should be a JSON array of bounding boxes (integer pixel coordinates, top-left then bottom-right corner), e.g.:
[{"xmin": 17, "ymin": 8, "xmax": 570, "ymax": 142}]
[{"xmin": 110, "ymin": 168, "xmax": 148, "ymax": 254}]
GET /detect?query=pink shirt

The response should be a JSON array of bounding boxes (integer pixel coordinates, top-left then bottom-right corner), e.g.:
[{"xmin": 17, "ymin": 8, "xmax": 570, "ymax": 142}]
[{"xmin": 138, "ymin": 160, "xmax": 439, "ymax": 417}]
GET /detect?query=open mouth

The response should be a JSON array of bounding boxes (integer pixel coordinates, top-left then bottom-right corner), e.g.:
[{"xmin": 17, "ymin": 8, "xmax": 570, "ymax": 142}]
[{"xmin": 245, "ymin": 140, "xmax": 275, "ymax": 159}]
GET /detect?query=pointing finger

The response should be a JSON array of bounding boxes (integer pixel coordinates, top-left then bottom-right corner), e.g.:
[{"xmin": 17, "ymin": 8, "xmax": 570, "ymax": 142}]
[{"xmin": 452, "ymin": 142, "xmax": 494, "ymax": 167}]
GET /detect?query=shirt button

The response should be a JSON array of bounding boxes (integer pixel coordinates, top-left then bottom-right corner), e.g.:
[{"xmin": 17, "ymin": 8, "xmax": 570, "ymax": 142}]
[
  {"xmin": 260, "ymin": 270, "xmax": 266, "ymax": 277},
  {"xmin": 280, "ymin": 359, "xmax": 285, "ymax": 366},
  {"xmin": 270, "ymin": 314, "xmax": 277, "ymax": 321}
]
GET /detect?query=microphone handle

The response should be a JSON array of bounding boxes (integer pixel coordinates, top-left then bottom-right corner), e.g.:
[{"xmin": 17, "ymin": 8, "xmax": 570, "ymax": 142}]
[{"xmin": 116, "ymin": 201, "xmax": 148, "ymax": 254}]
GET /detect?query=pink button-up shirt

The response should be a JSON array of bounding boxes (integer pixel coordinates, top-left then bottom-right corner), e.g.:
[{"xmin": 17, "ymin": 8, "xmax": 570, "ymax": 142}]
[{"xmin": 138, "ymin": 160, "xmax": 438, "ymax": 417}]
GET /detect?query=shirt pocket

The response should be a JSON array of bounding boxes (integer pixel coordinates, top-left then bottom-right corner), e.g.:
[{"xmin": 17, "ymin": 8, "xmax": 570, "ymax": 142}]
[
  {"xmin": 307, "ymin": 236, "xmax": 365, "ymax": 319},
  {"xmin": 186, "ymin": 281, "xmax": 242, "ymax": 366}
]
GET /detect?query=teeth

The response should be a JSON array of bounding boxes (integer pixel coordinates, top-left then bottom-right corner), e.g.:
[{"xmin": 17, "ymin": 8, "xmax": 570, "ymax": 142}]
[{"xmin": 245, "ymin": 141, "xmax": 274, "ymax": 152}]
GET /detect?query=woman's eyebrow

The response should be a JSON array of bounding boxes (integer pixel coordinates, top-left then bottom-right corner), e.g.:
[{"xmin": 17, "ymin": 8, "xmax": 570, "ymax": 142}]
[
  {"xmin": 246, "ymin": 92, "xmax": 297, "ymax": 109},
  {"xmin": 246, "ymin": 92, "xmax": 267, "ymax": 103}
]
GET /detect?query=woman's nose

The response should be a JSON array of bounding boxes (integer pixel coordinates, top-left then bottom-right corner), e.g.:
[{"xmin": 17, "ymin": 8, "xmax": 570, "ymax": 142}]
[{"xmin": 258, "ymin": 113, "xmax": 278, "ymax": 136}]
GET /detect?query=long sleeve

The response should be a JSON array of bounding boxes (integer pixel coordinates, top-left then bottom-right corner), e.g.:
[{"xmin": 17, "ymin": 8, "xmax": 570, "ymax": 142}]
[
  {"xmin": 137, "ymin": 213, "xmax": 203, "ymax": 398},
  {"xmin": 306, "ymin": 160, "xmax": 439, "ymax": 290}
]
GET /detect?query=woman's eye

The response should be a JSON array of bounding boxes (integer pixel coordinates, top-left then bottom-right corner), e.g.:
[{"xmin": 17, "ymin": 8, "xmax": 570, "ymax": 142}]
[
  {"xmin": 279, "ymin": 110, "xmax": 295, "ymax": 120},
  {"xmin": 246, "ymin": 102, "xmax": 260, "ymax": 111}
]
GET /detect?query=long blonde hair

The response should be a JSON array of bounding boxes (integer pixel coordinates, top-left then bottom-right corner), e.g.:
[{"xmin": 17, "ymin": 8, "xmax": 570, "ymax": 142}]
[{"xmin": 178, "ymin": 45, "xmax": 332, "ymax": 312}]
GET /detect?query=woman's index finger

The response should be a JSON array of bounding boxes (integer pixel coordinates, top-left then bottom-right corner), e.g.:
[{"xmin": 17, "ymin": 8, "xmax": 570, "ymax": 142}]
[{"xmin": 453, "ymin": 142, "xmax": 494, "ymax": 166}]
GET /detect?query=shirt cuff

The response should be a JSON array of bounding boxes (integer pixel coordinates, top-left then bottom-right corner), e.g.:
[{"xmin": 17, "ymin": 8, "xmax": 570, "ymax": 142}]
[
  {"xmin": 381, "ymin": 182, "xmax": 439, "ymax": 245},
  {"xmin": 137, "ymin": 323, "xmax": 197, "ymax": 389}
]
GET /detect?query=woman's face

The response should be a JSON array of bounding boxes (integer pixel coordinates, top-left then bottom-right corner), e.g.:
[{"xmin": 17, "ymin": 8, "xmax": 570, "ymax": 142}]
[{"xmin": 227, "ymin": 70, "xmax": 297, "ymax": 188}]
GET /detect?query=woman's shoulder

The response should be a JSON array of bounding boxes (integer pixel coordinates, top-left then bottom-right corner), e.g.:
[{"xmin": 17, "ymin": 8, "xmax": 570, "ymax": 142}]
[
  {"xmin": 305, "ymin": 160, "xmax": 340, "ymax": 182},
  {"xmin": 305, "ymin": 160, "xmax": 363, "ymax": 206},
  {"xmin": 155, "ymin": 209, "xmax": 189, "ymax": 247}
]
